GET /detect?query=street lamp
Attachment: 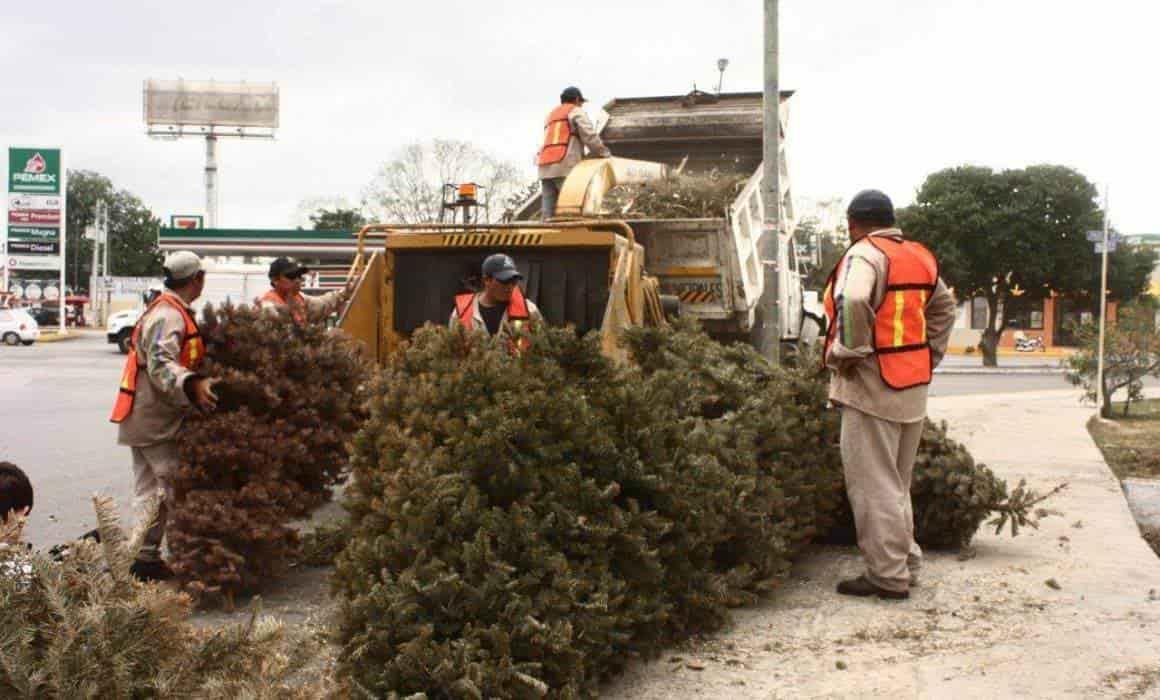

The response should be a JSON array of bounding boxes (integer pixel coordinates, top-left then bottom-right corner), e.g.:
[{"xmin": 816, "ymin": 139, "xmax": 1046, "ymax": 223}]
[{"xmin": 716, "ymin": 58, "xmax": 729, "ymax": 94}]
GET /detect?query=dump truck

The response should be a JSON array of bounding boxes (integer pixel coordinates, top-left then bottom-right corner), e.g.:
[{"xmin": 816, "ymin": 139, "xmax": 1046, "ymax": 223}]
[{"xmin": 340, "ymin": 90, "xmax": 816, "ymax": 362}]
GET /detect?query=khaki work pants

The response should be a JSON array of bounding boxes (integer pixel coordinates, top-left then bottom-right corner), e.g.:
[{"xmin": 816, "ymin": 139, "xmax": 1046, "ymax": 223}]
[
  {"xmin": 131, "ymin": 442, "xmax": 179, "ymax": 562},
  {"xmin": 840, "ymin": 407, "xmax": 924, "ymax": 593}
]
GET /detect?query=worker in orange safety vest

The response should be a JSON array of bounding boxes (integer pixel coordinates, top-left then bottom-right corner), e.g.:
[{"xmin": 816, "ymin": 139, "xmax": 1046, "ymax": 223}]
[
  {"xmin": 258, "ymin": 257, "xmax": 354, "ymax": 325},
  {"xmin": 449, "ymin": 253, "xmax": 543, "ymax": 350},
  {"xmin": 110, "ymin": 250, "xmax": 219, "ymax": 582},
  {"xmin": 822, "ymin": 189, "xmax": 957, "ymax": 601},
  {"xmin": 537, "ymin": 86, "xmax": 612, "ymax": 220}
]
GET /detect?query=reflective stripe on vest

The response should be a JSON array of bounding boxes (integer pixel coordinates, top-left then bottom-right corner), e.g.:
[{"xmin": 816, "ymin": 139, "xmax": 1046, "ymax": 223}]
[
  {"xmin": 260, "ymin": 289, "xmax": 307, "ymax": 325},
  {"xmin": 537, "ymin": 104, "xmax": 575, "ymax": 167},
  {"xmin": 821, "ymin": 235, "xmax": 939, "ymax": 390},
  {"xmin": 110, "ymin": 294, "xmax": 204, "ymax": 423}
]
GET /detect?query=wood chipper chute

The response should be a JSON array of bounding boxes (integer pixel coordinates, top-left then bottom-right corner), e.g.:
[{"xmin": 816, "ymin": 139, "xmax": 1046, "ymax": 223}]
[{"xmin": 338, "ymin": 157, "xmax": 673, "ymax": 364}]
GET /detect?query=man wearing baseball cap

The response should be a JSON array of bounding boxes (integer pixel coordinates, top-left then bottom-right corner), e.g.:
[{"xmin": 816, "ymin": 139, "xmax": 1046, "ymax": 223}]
[
  {"xmin": 537, "ymin": 86, "xmax": 612, "ymax": 220},
  {"xmin": 110, "ymin": 250, "xmax": 218, "ymax": 582},
  {"xmin": 449, "ymin": 253, "xmax": 543, "ymax": 343},
  {"xmin": 258, "ymin": 257, "xmax": 353, "ymax": 325},
  {"xmin": 821, "ymin": 190, "xmax": 957, "ymax": 600}
]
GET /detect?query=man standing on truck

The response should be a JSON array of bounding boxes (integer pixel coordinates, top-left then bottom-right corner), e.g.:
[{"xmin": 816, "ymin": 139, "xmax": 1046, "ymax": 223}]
[
  {"xmin": 538, "ymin": 86, "xmax": 612, "ymax": 220},
  {"xmin": 110, "ymin": 251, "xmax": 219, "ymax": 582},
  {"xmin": 450, "ymin": 253, "xmax": 543, "ymax": 347},
  {"xmin": 822, "ymin": 190, "xmax": 957, "ymax": 600},
  {"xmin": 259, "ymin": 257, "xmax": 352, "ymax": 325}
]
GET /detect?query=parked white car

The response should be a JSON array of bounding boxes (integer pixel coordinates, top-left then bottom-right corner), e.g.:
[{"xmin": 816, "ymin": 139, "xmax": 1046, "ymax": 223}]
[
  {"xmin": 0, "ymin": 308, "xmax": 40, "ymax": 346},
  {"xmin": 107, "ymin": 308, "xmax": 142, "ymax": 354}
]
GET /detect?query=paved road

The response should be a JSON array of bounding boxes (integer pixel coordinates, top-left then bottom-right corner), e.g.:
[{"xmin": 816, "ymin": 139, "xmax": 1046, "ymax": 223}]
[{"xmin": 0, "ymin": 333, "xmax": 1142, "ymax": 547}]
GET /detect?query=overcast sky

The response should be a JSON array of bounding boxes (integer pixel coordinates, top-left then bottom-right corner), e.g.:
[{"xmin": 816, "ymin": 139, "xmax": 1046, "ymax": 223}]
[{"xmin": 1, "ymin": 0, "xmax": 1155, "ymax": 232}]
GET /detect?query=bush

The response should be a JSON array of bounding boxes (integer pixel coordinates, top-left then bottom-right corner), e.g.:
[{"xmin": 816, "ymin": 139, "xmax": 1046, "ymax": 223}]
[
  {"xmin": 0, "ymin": 494, "xmax": 317, "ymax": 698},
  {"xmin": 334, "ymin": 322, "xmax": 1060, "ymax": 697},
  {"xmin": 170, "ymin": 302, "xmax": 369, "ymax": 603},
  {"xmin": 1066, "ymin": 301, "xmax": 1160, "ymax": 418}
]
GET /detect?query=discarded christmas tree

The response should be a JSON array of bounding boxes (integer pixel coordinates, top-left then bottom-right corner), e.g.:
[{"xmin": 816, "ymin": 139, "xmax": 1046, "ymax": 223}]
[
  {"xmin": 0, "ymin": 494, "xmax": 318, "ymax": 698},
  {"xmin": 604, "ymin": 171, "xmax": 749, "ymax": 218},
  {"xmin": 169, "ymin": 302, "xmax": 369, "ymax": 602},
  {"xmin": 333, "ymin": 321, "xmax": 1063, "ymax": 697}
]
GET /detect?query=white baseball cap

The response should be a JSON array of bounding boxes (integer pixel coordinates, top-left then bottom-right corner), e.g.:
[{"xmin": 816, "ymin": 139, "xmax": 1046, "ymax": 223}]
[{"xmin": 162, "ymin": 250, "xmax": 203, "ymax": 282}]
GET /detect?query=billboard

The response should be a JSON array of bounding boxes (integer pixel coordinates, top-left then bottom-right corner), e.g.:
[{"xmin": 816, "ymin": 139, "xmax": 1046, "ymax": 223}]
[
  {"xmin": 170, "ymin": 214, "xmax": 204, "ymax": 229},
  {"xmin": 143, "ymin": 80, "xmax": 279, "ymax": 128}
]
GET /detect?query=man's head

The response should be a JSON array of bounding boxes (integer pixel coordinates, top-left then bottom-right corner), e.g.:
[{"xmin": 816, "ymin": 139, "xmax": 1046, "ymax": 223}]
[
  {"xmin": 268, "ymin": 257, "xmax": 310, "ymax": 297},
  {"xmin": 560, "ymin": 86, "xmax": 586, "ymax": 105},
  {"xmin": 480, "ymin": 253, "xmax": 522, "ymax": 304},
  {"xmin": 846, "ymin": 189, "xmax": 896, "ymax": 243},
  {"xmin": 162, "ymin": 251, "xmax": 206, "ymax": 301},
  {"xmin": 0, "ymin": 462, "xmax": 33, "ymax": 537}
]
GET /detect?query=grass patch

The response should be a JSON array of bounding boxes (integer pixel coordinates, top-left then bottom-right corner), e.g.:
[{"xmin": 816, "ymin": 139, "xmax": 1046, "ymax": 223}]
[{"xmin": 1087, "ymin": 398, "xmax": 1160, "ymax": 480}]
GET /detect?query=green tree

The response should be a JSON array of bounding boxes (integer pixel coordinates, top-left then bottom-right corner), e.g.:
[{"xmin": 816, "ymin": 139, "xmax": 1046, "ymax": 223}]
[
  {"xmin": 1065, "ymin": 301, "xmax": 1160, "ymax": 417},
  {"xmin": 309, "ymin": 207, "xmax": 367, "ymax": 231},
  {"xmin": 898, "ymin": 165, "xmax": 1103, "ymax": 366},
  {"xmin": 66, "ymin": 170, "xmax": 162, "ymax": 292}
]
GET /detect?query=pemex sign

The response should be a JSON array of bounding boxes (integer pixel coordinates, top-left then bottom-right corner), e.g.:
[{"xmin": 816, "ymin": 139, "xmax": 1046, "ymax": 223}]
[{"xmin": 8, "ymin": 148, "xmax": 61, "ymax": 194}]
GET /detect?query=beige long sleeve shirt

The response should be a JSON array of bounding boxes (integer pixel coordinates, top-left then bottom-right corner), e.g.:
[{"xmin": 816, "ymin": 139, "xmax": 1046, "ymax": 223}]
[
  {"xmin": 825, "ymin": 229, "xmax": 957, "ymax": 424},
  {"xmin": 117, "ymin": 291, "xmax": 200, "ymax": 447},
  {"xmin": 537, "ymin": 106, "xmax": 612, "ymax": 181},
  {"xmin": 258, "ymin": 288, "xmax": 346, "ymax": 318}
]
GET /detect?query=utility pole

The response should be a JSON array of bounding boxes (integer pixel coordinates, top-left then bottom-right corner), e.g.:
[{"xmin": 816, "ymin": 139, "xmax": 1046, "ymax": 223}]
[
  {"xmin": 205, "ymin": 134, "xmax": 219, "ymax": 228},
  {"xmin": 1096, "ymin": 185, "xmax": 1110, "ymax": 416},
  {"xmin": 757, "ymin": 0, "xmax": 782, "ymax": 363}
]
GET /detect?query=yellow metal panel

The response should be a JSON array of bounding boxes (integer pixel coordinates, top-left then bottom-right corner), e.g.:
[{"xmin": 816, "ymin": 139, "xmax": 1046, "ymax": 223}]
[
  {"xmin": 653, "ymin": 266, "xmax": 721, "ymax": 278},
  {"xmin": 338, "ymin": 252, "xmax": 383, "ymax": 359},
  {"xmin": 383, "ymin": 229, "xmax": 618, "ymax": 249},
  {"xmin": 382, "ymin": 250, "xmax": 401, "ymax": 362}
]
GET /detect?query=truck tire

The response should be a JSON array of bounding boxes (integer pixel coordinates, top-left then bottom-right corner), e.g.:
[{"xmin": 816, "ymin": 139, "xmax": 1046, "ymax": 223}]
[
  {"xmin": 2, "ymin": 332, "xmax": 19, "ymax": 346},
  {"xmin": 659, "ymin": 294, "xmax": 681, "ymax": 321},
  {"xmin": 117, "ymin": 329, "xmax": 133, "ymax": 354}
]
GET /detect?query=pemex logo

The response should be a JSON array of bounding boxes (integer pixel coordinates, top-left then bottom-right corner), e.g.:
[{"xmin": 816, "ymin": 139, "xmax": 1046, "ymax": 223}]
[
  {"xmin": 12, "ymin": 150, "xmax": 57, "ymax": 189},
  {"xmin": 24, "ymin": 153, "xmax": 46, "ymax": 174}
]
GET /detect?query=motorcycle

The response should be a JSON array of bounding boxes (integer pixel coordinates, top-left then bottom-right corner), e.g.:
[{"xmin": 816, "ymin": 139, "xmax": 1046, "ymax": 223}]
[{"xmin": 1014, "ymin": 334, "xmax": 1046, "ymax": 352}]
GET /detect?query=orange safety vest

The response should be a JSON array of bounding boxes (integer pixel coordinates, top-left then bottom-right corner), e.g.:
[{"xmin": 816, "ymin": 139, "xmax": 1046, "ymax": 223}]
[
  {"xmin": 259, "ymin": 289, "xmax": 307, "ymax": 325},
  {"xmin": 110, "ymin": 294, "xmax": 205, "ymax": 423},
  {"xmin": 822, "ymin": 235, "xmax": 939, "ymax": 390},
  {"xmin": 537, "ymin": 104, "xmax": 575, "ymax": 166},
  {"xmin": 455, "ymin": 288, "xmax": 532, "ymax": 353}
]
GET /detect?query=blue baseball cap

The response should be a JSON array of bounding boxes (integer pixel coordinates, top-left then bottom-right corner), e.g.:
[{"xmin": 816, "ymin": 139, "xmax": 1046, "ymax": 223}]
[{"xmin": 482, "ymin": 254, "xmax": 522, "ymax": 282}]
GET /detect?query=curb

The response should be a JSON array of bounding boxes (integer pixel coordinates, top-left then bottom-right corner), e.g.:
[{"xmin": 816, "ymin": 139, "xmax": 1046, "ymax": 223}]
[
  {"xmin": 935, "ymin": 367, "xmax": 1067, "ymax": 376},
  {"xmin": 37, "ymin": 332, "xmax": 85, "ymax": 344}
]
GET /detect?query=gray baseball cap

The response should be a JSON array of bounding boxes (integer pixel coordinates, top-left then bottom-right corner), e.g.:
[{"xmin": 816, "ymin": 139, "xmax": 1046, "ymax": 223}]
[
  {"xmin": 482, "ymin": 253, "xmax": 522, "ymax": 282},
  {"xmin": 162, "ymin": 251, "xmax": 203, "ymax": 282}
]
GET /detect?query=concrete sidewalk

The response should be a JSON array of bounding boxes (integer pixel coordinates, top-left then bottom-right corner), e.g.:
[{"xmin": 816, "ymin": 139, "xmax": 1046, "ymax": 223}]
[{"xmin": 603, "ymin": 389, "xmax": 1160, "ymax": 699}]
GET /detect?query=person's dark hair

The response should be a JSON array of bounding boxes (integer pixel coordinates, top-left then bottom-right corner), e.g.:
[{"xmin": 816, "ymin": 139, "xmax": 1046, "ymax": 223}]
[
  {"xmin": 164, "ymin": 270, "xmax": 204, "ymax": 291},
  {"xmin": 0, "ymin": 462, "xmax": 33, "ymax": 522}
]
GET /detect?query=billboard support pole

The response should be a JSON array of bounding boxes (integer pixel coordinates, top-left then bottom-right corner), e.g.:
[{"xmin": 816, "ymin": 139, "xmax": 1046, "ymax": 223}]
[{"xmin": 205, "ymin": 134, "xmax": 219, "ymax": 229}]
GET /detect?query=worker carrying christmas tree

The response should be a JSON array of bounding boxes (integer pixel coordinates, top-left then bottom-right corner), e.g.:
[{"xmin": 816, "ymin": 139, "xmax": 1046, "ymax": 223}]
[
  {"xmin": 537, "ymin": 86, "xmax": 612, "ymax": 220},
  {"xmin": 258, "ymin": 257, "xmax": 353, "ymax": 325},
  {"xmin": 110, "ymin": 251, "xmax": 219, "ymax": 583},
  {"xmin": 822, "ymin": 190, "xmax": 957, "ymax": 600},
  {"xmin": 449, "ymin": 253, "xmax": 543, "ymax": 350}
]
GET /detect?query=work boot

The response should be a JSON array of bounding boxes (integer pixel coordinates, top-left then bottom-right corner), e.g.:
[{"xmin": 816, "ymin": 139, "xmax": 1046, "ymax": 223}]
[
  {"xmin": 836, "ymin": 575, "xmax": 909, "ymax": 600},
  {"xmin": 130, "ymin": 558, "xmax": 174, "ymax": 583}
]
